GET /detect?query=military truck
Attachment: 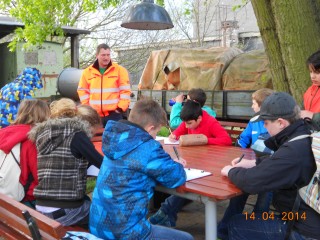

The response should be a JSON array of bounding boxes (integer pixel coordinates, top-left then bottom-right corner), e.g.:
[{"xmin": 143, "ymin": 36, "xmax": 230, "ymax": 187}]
[{"xmin": 133, "ymin": 47, "xmax": 272, "ymax": 121}]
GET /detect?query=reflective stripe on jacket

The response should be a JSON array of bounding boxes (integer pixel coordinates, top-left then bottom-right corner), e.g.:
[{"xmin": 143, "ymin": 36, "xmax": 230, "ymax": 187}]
[{"xmin": 77, "ymin": 61, "xmax": 131, "ymax": 117}]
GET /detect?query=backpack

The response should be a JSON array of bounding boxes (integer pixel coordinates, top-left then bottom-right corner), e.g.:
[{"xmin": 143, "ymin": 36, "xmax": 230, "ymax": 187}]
[
  {"xmin": 250, "ymin": 132, "xmax": 274, "ymax": 157},
  {"xmin": 289, "ymin": 132, "xmax": 320, "ymax": 214},
  {"xmin": 0, "ymin": 143, "xmax": 25, "ymax": 201}
]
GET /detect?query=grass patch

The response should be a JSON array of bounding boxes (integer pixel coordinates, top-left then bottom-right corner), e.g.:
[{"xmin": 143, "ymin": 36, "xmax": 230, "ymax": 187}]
[{"xmin": 86, "ymin": 177, "xmax": 97, "ymax": 194}]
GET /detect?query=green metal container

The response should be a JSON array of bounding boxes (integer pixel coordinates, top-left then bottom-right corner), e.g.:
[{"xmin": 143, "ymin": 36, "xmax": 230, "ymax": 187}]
[{"xmin": 0, "ymin": 41, "xmax": 63, "ymax": 99}]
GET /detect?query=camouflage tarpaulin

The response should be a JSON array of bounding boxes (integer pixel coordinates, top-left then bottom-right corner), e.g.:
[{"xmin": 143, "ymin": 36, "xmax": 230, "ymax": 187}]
[
  {"xmin": 222, "ymin": 49, "xmax": 273, "ymax": 90},
  {"xmin": 138, "ymin": 47, "xmax": 243, "ymax": 90}
]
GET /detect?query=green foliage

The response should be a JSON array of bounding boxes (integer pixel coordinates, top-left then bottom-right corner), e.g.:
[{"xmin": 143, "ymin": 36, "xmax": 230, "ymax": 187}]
[
  {"xmin": 232, "ymin": 0, "xmax": 250, "ymax": 11},
  {"xmin": 0, "ymin": 0, "xmax": 121, "ymax": 51},
  {"xmin": 157, "ymin": 126, "xmax": 170, "ymax": 137},
  {"xmin": 182, "ymin": 0, "xmax": 192, "ymax": 16},
  {"xmin": 155, "ymin": 0, "xmax": 164, "ymax": 6}
]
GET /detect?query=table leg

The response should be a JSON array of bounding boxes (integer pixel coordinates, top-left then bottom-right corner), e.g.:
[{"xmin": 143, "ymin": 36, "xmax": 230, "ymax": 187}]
[{"xmin": 205, "ymin": 200, "xmax": 217, "ymax": 240}]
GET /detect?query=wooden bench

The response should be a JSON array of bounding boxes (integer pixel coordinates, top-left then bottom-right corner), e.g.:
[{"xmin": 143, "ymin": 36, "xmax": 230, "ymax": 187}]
[
  {"xmin": 0, "ymin": 193, "xmax": 86, "ymax": 240},
  {"xmin": 218, "ymin": 120, "xmax": 247, "ymax": 144}
]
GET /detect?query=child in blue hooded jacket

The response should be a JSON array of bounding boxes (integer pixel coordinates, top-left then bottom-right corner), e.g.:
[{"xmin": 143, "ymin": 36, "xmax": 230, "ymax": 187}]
[
  {"xmin": 0, "ymin": 67, "xmax": 43, "ymax": 128},
  {"xmin": 89, "ymin": 98, "xmax": 193, "ymax": 240}
]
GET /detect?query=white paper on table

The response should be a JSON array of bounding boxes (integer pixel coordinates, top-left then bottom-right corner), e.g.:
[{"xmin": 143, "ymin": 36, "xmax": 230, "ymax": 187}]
[
  {"xmin": 87, "ymin": 165, "xmax": 100, "ymax": 176},
  {"xmin": 163, "ymin": 137, "xmax": 179, "ymax": 145},
  {"xmin": 155, "ymin": 136, "xmax": 167, "ymax": 141},
  {"xmin": 184, "ymin": 168, "xmax": 212, "ymax": 181}
]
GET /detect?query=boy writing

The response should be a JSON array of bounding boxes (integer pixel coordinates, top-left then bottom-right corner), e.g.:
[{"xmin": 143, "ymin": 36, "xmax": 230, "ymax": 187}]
[
  {"xmin": 217, "ymin": 88, "xmax": 274, "ymax": 239},
  {"xmin": 149, "ymin": 100, "xmax": 231, "ymax": 227},
  {"xmin": 89, "ymin": 99, "xmax": 193, "ymax": 240},
  {"xmin": 221, "ymin": 92, "xmax": 320, "ymax": 239},
  {"xmin": 169, "ymin": 100, "xmax": 232, "ymax": 146},
  {"xmin": 170, "ymin": 88, "xmax": 216, "ymax": 129}
]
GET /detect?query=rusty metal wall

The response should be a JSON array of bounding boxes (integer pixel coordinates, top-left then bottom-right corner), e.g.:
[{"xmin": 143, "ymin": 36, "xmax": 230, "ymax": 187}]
[{"xmin": 0, "ymin": 41, "xmax": 63, "ymax": 99}]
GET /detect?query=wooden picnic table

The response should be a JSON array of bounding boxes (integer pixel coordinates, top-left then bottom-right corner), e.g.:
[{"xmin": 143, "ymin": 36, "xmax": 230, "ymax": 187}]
[{"xmin": 92, "ymin": 141, "xmax": 255, "ymax": 240}]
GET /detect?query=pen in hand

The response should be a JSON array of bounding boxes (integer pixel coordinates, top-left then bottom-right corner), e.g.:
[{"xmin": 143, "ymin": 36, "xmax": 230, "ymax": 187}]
[
  {"xmin": 168, "ymin": 127, "xmax": 173, "ymax": 136},
  {"xmin": 237, "ymin": 154, "xmax": 245, "ymax": 163},
  {"xmin": 173, "ymin": 146, "xmax": 180, "ymax": 160},
  {"xmin": 167, "ymin": 121, "xmax": 172, "ymax": 134},
  {"xmin": 172, "ymin": 146, "xmax": 186, "ymax": 166}
]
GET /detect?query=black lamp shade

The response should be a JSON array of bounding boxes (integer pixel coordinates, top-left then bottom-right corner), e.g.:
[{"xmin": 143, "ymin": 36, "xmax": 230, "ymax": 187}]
[{"xmin": 121, "ymin": 0, "xmax": 174, "ymax": 30}]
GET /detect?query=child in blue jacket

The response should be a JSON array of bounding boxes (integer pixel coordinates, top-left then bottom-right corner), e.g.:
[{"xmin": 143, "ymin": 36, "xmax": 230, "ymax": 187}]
[
  {"xmin": 0, "ymin": 67, "xmax": 43, "ymax": 128},
  {"xmin": 237, "ymin": 88, "xmax": 274, "ymax": 150},
  {"xmin": 89, "ymin": 99, "xmax": 194, "ymax": 240}
]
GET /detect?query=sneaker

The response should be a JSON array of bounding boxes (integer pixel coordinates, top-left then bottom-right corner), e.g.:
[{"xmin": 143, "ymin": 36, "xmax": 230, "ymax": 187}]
[{"xmin": 148, "ymin": 209, "xmax": 176, "ymax": 227}]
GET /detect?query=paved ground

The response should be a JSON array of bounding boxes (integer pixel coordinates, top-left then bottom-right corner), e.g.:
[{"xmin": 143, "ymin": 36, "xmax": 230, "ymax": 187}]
[{"xmin": 148, "ymin": 195, "xmax": 257, "ymax": 240}]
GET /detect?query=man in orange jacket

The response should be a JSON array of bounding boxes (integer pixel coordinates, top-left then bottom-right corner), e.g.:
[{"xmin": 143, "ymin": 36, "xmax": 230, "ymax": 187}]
[{"xmin": 77, "ymin": 43, "xmax": 131, "ymax": 127}]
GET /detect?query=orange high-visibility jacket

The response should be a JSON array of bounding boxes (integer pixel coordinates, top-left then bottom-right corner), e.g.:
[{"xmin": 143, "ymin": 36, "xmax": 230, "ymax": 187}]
[{"xmin": 77, "ymin": 60, "xmax": 131, "ymax": 117}]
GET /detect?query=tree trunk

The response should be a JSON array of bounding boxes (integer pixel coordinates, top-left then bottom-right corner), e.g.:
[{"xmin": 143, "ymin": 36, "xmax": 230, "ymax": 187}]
[
  {"xmin": 251, "ymin": 0, "xmax": 289, "ymax": 92},
  {"xmin": 251, "ymin": 0, "xmax": 320, "ymax": 104}
]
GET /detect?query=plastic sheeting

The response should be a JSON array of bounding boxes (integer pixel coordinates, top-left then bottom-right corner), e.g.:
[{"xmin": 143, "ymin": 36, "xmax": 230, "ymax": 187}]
[
  {"xmin": 138, "ymin": 47, "xmax": 243, "ymax": 90},
  {"xmin": 222, "ymin": 49, "xmax": 273, "ymax": 90}
]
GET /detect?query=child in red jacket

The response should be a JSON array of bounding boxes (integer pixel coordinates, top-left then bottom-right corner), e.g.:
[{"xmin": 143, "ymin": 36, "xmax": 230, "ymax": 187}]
[
  {"xmin": 301, "ymin": 50, "xmax": 320, "ymax": 127},
  {"xmin": 0, "ymin": 99, "xmax": 50, "ymax": 208},
  {"xmin": 169, "ymin": 100, "xmax": 232, "ymax": 146}
]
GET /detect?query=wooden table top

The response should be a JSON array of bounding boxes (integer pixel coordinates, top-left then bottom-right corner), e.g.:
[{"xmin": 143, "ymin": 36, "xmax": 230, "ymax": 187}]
[{"xmin": 93, "ymin": 141, "xmax": 256, "ymax": 202}]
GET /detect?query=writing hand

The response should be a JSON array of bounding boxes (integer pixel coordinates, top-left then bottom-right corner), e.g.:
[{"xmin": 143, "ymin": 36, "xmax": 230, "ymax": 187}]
[
  {"xmin": 221, "ymin": 165, "xmax": 233, "ymax": 176},
  {"xmin": 174, "ymin": 157, "xmax": 187, "ymax": 167},
  {"xmin": 232, "ymin": 159, "xmax": 256, "ymax": 168},
  {"xmin": 169, "ymin": 133, "xmax": 177, "ymax": 142},
  {"xmin": 231, "ymin": 156, "xmax": 245, "ymax": 166}
]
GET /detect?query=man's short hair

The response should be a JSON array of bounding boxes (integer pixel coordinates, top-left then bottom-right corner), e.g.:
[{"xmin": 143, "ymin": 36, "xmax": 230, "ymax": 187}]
[
  {"xmin": 180, "ymin": 100, "xmax": 202, "ymax": 121},
  {"xmin": 255, "ymin": 92, "xmax": 300, "ymax": 122},
  {"xmin": 128, "ymin": 98, "xmax": 167, "ymax": 128},
  {"xmin": 188, "ymin": 88, "xmax": 207, "ymax": 107},
  {"xmin": 96, "ymin": 43, "xmax": 110, "ymax": 55}
]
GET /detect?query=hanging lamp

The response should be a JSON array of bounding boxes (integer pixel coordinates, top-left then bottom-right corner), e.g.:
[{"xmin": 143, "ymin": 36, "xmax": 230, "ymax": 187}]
[{"xmin": 121, "ymin": 0, "xmax": 174, "ymax": 30}]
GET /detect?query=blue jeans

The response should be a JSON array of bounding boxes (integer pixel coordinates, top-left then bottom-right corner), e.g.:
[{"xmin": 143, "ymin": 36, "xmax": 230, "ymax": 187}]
[
  {"xmin": 160, "ymin": 196, "xmax": 187, "ymax": 223},
  {"xmin": 218, "ymin": 192, "xmax": 273, "ymax": 239},
  {"xmin": 149, "ymin": 224, "xmax": 194, "ymax": 240},
  {"xmin": 228, "ymin": 213, "xmax": 315, "ymax": 240}
]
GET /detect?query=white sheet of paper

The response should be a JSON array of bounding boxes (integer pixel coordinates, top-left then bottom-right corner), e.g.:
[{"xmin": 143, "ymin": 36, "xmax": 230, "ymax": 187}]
[
  {"xmin": 163, "ymin": 137, "xmax": 179, "ymax": 145},
  {"xmin": 184, "ymin": 168, "xmax": 212, "ymax": 181},
  {"xmin": 87, "ymin": 165, "xmax": 100, "ymax": 176},
  {"xmin": 155, "ymin": 136, "xmax": 167, "ymax": 141}
]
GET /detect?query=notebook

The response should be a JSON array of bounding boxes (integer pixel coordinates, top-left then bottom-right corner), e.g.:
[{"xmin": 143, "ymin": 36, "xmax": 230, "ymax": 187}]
[
  {"xmin": 87, "ymin": 166, "xmax": 212, "ymax": 181},
  {"xmin": 184, "ymin": 168, "xmax": 212, "ymax": 181},
  {"xmin": 163, "ymin": 137, "xmax": 179, "ymax": 145},
  {"xmin": 155, "ymin": 136, "xmax": 166, "ymax": 141}
]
